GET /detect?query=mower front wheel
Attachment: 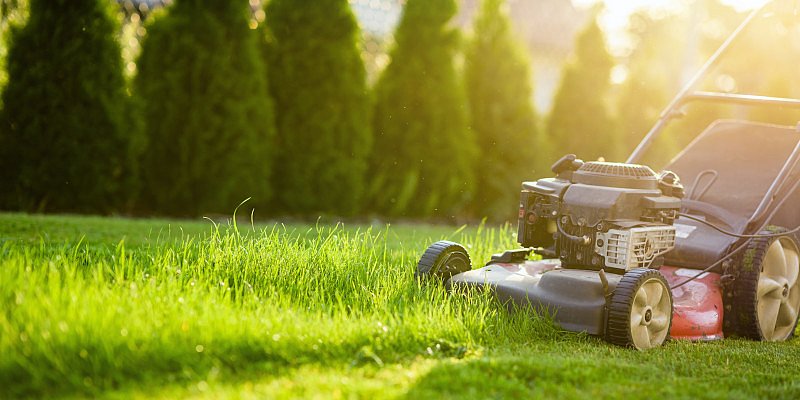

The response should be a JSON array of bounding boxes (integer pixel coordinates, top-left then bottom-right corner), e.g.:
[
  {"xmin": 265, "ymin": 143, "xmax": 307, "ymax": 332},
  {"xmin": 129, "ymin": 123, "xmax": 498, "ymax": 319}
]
[
  {"xmin": 416, "ymin": 241, "xmax": 472, "ymax": 283},
  {"xmin": 606, "ymin": 268, "xmax": 673, "ymax": 350}
]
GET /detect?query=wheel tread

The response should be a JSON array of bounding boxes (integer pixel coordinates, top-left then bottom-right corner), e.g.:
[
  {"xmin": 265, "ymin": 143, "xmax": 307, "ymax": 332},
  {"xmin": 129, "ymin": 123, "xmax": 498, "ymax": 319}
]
[
  {"xmin": 416, "ymin": 240, "xmax": 472, "ymax": 281},
  {"xmin": 723, "ymin": 228, "xmax": 800, "ymax": 341},
  {"xmin": 606, "ymin": 268, "xmax": 673, "ymax": 349}
]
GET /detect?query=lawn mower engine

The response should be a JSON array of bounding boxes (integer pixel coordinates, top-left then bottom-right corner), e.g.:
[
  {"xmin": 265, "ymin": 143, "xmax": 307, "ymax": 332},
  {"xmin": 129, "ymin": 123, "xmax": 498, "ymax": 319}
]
[{"xmin": 518, "ymin": 155, "xmax": 684, "ymax": 273}]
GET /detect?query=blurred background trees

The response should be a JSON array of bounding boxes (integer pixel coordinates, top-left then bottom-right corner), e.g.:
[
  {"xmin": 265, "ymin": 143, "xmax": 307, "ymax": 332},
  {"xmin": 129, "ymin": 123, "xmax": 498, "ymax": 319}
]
[
  {"xmin": 616, "ymin": 10, "xmax": 686, "ymax": 166},
  {"xmin": 0, "ymin": 0, "xmax": 137, "ymax": 213},
  {"xmin": 0, "ymin": 0, "xmax": 799, "ymax": 221},
  {"xmin": 266, "ymin": 0, "xmax": 371, "ymax": 217},
  {"xmin": 547, "ymin": 16, "xmax": 619, "ymax": 163},
  {"xmin": 135, "ymin": 0, "xmax": 274, "ymax": 216},
  {"xmin": 370, "ymin": 0, "xmax": 474, "ymax": 218},
  {"xmin": 465, "ymin": 0, "xmax": 540, "ymax": 221}
]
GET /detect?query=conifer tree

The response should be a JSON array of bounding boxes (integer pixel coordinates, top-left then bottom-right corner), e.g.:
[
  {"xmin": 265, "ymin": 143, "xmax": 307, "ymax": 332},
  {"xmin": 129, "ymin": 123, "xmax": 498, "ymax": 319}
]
[
  {"xmin": 547, "ymin": 17, "xmax": 618, "ymax": 162},
  {"xmin": 466, "ymin": 0, "xmax": 540, "ymax": 221},
  {"xmin": 0, "ymin": 0, "xmax": 137, "ymax": 212},
  {"xmin": 266, "ymin": 0, "xmax": 371, "ymax": 216},
  {"xmin": 371, "ymin": 0, "xmax": 475, "ymax": 218},
  {"xmin": 135, "ymin": 0, "xmax": 274, "ymax": 216}
]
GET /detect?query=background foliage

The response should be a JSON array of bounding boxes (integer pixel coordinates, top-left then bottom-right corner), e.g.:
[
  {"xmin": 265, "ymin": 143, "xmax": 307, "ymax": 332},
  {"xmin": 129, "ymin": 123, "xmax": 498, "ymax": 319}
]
[
  {"xmin": 547, "ymin": 16, "xmax": 618, "ymax": 163},
  {"xmin": 465, "ymin": 0, "xmax": 541, "ymax": 221},
  {"xmin": 370, "ymin": 0, "xmax": 475, "ymax": 219},
  {"xmin": 135, "ymin": 0, "xmax": 274, "ymax": 216},
  {"xmin": 0, "ymin": 0, "xmax": 799, "ymax": 221},
  {"xmin": 266, "ymin": 0, "xmax": 371, "ymax": 217},
  {"xmin": 0, "ymin": 0, "xmax": 138, "ymax": 213}
]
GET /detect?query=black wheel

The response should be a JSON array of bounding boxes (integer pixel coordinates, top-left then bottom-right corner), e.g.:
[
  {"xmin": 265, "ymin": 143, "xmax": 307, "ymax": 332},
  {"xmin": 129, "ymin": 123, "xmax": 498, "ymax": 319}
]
[
  {"xmin": 416, "ymin": 241, "xmax": 471, "ymax": 283},
  {"xmin": 606, "ymin": 268, "xmax": 673, "ymax": 350},
  {"xmin": 724, "ymin": 230, "xmax": 800, "ymax": 341}
]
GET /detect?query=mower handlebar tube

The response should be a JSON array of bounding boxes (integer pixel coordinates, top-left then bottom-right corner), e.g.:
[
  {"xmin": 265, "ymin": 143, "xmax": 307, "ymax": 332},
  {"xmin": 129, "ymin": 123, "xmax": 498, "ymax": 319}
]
[{"xmin": 683, "ymin": 92, "xmax": 800, "ymax": 109}]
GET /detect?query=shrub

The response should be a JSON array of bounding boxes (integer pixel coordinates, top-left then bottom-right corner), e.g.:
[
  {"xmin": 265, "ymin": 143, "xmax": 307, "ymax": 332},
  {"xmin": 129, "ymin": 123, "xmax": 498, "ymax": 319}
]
[
  {"xmin": 135, "ymin": 0, "xmax": 274, "ymax": 216},
  {"xmin": 547, "ymin": 17, "xmax": 619, "ymax": 162},
  {"xmin": 370, "ymin": 0, "xmax": 475, "ymax": 218},
  {"xmin": 265, "ymin": 0, "xmax": 371, "ymax": 216},
  {"xmin": 465, "ymin": 0, "xmax": 541, "ymax": 221},
  {"xmin": 0, "ymin": 0, "xmax": 138, "ymax": 213}
]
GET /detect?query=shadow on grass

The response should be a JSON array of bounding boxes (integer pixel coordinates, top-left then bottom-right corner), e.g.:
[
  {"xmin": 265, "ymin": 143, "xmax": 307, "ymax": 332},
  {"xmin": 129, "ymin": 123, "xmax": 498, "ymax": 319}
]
[
  {"xmin": 401, "ymin": 337, "xmax": 800, "ymax": 400},
  {"xmin": 31, "ymin": 333, "xmax": 800, "ymax": 399}
]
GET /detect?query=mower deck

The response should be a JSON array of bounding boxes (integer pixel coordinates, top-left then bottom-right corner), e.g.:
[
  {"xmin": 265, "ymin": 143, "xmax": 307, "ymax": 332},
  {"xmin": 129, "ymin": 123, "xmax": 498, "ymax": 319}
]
[{"xmin": 448, "ymin": 261, "xmax": 723, "ymax": 341}]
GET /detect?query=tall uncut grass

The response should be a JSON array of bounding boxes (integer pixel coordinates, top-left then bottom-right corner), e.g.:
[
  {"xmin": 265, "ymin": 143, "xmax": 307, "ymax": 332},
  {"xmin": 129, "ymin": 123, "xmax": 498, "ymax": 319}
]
[{"xmin": 0, "ymin": 221, "xmax": 555, "ymax": 397}]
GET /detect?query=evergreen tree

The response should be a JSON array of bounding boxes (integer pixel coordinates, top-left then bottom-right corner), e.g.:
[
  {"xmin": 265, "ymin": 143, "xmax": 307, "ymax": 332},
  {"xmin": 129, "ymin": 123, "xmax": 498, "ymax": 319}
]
[
  {"xmin": 0, "ymin": 0, "xmax": 137, "ymax": 212},
  {"xmin": 266, "ymin": 0, "xmax": 371, "ymax": 216},
  {"xmin": 135, "ymin": 0, "xmax": 274, "ymax": 216},
  {"xmin": 466, "ymin": 0, "xmax": 540, "ymax": 221},
  {"xmin": 547, "ymin": 17, "xmax": 618, "ymax": 162},
  {"xmin": 371, "ymin": 0, "xmax": 475, "ymax": 218}
]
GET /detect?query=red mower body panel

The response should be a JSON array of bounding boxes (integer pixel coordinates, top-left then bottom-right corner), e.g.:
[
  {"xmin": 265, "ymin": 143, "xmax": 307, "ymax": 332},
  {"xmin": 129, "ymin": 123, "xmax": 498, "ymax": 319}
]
[{"xmin": 660, "ymin": 266, "xmax": 724, "ymax": 340}]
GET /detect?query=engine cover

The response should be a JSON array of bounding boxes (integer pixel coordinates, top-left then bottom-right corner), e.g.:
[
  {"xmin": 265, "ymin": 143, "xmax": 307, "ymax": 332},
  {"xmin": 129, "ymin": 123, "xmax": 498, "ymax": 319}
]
[{"xmin": 517, "ymin": 158, "xmax": 682, "ymax": 273}]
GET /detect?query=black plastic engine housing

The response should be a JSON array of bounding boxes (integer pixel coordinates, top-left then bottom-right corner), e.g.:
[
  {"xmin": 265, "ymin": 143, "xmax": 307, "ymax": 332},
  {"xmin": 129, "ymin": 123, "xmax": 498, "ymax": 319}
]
[{"xmin": 517, "ymin": 159, "xmax": 683, "ymax": 272}]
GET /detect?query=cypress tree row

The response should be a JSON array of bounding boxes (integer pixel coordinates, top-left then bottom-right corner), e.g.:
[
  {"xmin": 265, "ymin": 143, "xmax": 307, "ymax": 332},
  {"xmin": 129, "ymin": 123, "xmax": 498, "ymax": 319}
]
[
  {"xmin": 465, "ymin": 0, "xmax": 540, "ymax": 221},
  {"xmin": 0, "ymin": 0, "xmax": 137, "ymax": 213},
  {"xmin": 266, "ymin": 0, "xmax": 371, "ymax": 216},
  {"xmin": 135, "ymin": 0, "xmax": 274, "ymax": 216},
  {"xmin": 371, "ymin": 0, "xmax": 475, "ymax": 218},
  {"xmin": 547, "ymin": 17, "xmax": 619, "ymax": 162}
]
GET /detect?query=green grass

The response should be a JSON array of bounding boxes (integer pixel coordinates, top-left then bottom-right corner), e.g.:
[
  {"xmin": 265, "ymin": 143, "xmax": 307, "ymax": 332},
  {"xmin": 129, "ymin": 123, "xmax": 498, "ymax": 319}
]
[{"xmin": 1, "ymin": 212, "xmax": 800, "ymax": 399}]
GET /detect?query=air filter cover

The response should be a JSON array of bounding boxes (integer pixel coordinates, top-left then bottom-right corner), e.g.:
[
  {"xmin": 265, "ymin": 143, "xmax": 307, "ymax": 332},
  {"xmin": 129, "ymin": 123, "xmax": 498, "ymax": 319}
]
[{"xmin": 572, "ymin": 161, "xmax": 658, "ymax": 190}]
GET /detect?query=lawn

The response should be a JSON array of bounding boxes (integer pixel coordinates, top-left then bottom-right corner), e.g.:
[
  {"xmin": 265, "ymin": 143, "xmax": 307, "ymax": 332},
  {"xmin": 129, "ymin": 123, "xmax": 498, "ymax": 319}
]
[{"xmin": 1, "ymin": 212, "xmax": 799, "ymax": 399}]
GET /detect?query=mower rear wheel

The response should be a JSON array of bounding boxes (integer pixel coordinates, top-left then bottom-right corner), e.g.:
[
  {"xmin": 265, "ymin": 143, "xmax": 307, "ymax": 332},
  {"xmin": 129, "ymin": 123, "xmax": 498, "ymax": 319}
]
[
  {"xmin": 724, "ymin": 231, "xmax": 800, "ymax": 341},
  {"xmin": 416, "ymin": 241, "xmax": 472, "ymax": 283},
  {"xmin": 606, "ymin": 268, "xmax": 673, "ymax": 350}
]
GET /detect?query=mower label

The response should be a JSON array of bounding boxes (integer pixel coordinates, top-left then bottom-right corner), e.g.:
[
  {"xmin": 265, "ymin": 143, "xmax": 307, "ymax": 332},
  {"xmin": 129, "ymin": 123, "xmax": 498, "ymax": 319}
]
[{"xmin": 673, "ymin": 223, "xmax": 697, "ymax": 239}]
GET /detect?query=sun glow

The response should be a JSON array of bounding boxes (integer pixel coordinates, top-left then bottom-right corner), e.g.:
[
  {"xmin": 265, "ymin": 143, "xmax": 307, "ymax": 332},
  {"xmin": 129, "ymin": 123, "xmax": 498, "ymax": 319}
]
[
  {"xmin": 719, "ymin": 0, "xmax": 771, "ymax": 11},
  {"xmin": 572, "ymin": 0, "xmax": 771, "ymax": 55}
]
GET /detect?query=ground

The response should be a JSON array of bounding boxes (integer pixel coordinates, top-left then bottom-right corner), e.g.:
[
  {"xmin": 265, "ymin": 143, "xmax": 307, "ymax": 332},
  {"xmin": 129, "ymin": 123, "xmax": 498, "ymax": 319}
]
[{"xmin": 1, "ymin": 212, "xmax": 799, "ymax": 399}]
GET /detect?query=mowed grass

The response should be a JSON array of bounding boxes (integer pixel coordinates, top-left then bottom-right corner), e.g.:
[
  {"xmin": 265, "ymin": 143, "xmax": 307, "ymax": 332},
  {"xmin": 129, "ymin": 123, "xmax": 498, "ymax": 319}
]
[{"xmin": 1, "ymin": 213, "xmax": 800, "ymax": 399}]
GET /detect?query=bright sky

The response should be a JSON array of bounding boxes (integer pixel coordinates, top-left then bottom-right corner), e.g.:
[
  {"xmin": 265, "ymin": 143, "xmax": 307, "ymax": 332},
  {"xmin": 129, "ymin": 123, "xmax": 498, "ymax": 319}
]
[{"xmin": 573, "ymin": 0, "xmax": 770, "ymax": 55}]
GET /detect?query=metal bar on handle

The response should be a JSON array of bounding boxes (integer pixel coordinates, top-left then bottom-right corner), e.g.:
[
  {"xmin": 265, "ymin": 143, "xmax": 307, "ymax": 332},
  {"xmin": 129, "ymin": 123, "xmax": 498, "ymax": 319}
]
[{"xmin": 683, "ymin": 91, "xmax": 800, "ymax": 109}]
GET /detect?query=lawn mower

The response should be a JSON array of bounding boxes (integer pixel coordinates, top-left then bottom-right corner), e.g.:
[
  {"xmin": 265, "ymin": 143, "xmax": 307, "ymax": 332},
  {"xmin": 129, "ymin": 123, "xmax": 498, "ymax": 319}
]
[{"xmin": 416, "ymin": 1, "xmax": 800, "ymax": 349}]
